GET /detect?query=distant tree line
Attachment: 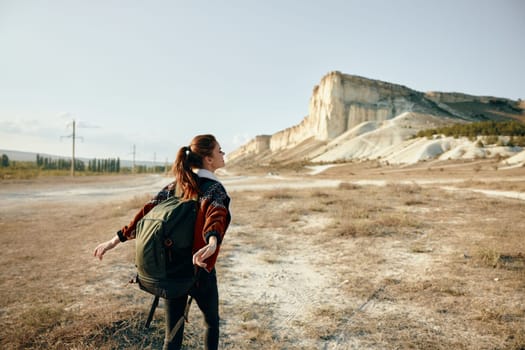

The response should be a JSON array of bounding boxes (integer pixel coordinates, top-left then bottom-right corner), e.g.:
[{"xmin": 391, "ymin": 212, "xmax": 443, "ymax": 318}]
[
  {"xmin": 416, "ymin": 120, "xmax": 525, "ymax": 139},
  {"xmin": 36, "ymin": 154, "xmax": 86, "ymax": 171},
  {"xmin": 1, "ymin": 153, "xmax": 167, "ymax": 177},
  {"xmin": 1, "ymin": 154, "xmax": 9, "ymax": 168},
  {"xmin": 36, "ymin": 155, "xmax": 122, "ymax": 173},
  {"xmin": 87, "ymin": 158, "xmax": 120, "ymax": 173},
  {"xmin": 134, "ymin": 164, "xmax": 167, "ymax": 173},
  {"xmin": 36, "ymin": 155, "xmax": 167, "ymax": 173}
]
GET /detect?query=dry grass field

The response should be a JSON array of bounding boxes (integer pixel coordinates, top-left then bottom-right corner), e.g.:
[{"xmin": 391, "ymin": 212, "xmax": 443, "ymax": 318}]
[{"xmin": 0, "ymin": 159, "xmax": 524, "ymax": 349}]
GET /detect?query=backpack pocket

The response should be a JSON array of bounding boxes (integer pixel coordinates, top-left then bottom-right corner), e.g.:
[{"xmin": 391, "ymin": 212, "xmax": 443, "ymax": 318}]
[{"xmin": 136, "ymin": 219, "xmax": 167, "ymax": 279}]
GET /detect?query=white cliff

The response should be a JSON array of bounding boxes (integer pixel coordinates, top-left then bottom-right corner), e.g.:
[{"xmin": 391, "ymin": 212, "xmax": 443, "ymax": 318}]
[{"xmin": 227, "ymin": 71, "xmax": 524, "ymax": 166}]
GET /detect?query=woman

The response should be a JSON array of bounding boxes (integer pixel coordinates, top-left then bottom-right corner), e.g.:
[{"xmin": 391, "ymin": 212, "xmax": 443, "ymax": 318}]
[{"xmin": 94, "ymin": 134, "xmax": 231, "ymax": 350}]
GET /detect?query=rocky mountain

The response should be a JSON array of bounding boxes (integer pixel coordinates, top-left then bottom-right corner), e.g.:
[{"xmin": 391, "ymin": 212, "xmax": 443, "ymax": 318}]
[{"xmin": 227, "ymin": 71, "xmax": 525, "ymax": 166}]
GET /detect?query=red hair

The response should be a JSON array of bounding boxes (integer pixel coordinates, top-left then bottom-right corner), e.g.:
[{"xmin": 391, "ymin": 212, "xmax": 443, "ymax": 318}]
[{"xmin": 172, "ymin": 134, "xmax": 217, "ymax": 200}]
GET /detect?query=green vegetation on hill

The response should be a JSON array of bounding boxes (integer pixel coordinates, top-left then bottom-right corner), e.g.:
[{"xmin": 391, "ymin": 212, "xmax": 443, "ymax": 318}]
[{"xmin": 416, "ymin": 120, "xmax": 525, "ymax": 139}]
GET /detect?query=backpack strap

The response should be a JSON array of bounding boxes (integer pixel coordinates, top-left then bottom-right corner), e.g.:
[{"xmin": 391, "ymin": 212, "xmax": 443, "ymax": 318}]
[
  {"xmin": 145, "ymin": 295, "xmax": 159, "ymax": 328},
  {"xmin": 144, "ymin": 268, "xmax": 203, "ymax": 331}
]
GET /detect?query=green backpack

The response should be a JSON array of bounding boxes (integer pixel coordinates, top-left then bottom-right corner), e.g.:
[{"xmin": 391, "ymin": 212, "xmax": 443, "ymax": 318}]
[{"xmin": 135, "ymin": 179, "xmax": 215, "ymax": 300}]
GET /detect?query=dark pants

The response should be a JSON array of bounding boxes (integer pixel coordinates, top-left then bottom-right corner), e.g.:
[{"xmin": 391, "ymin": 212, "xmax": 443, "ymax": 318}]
[{"xmin": 163, "ymin": 269, "xmax": 219, "ymax": 350}]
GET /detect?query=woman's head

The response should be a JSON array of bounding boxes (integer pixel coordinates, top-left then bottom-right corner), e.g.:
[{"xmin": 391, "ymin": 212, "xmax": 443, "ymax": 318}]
[{"xmin": 173, "ymin": 134, "xmax": 224, "ymax": 199}]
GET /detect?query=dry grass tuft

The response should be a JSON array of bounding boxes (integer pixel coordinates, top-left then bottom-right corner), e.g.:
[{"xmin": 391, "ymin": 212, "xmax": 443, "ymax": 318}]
[
  {"xmin": 261, "ymin": 190, "xmax": 295, "ymax": 200},
  {"xmin": 223, "ymin": 304, "xmax": 281, "ymax": 350},
  {"xmin": 332, "ymin": 203, "xmax": 422, "ymax": 237},
  {"xmin": 476, "ymin": 249, "xmax": 525, "ymax": 270},
  {"xmin": 3, "ymin": 307, "xmax": 165, "ymax": 349},
  {"xmin": 387, "ymin": 182, "xmax": 423, "ymax": 195},
  {"xmin": 338, "ymin": 182, "xmax": 361, "ymax": 190}
]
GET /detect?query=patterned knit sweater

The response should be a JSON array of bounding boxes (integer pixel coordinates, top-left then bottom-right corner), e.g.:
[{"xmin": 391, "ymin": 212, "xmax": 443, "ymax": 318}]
[{"xmin": 117, "ymin": 172, "xmax": 231, "ymax": 272}]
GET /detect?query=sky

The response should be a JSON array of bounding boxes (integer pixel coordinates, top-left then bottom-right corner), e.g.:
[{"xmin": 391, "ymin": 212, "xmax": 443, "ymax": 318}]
[{"xmin": 1, "ymin": 0, "xmax": 524, "ymax": 163}]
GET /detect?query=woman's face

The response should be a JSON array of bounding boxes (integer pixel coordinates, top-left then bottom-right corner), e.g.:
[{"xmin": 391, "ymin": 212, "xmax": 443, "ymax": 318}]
[{"xmin": 204, "ymin": 142, "xmax": 225, "ymax": 172}]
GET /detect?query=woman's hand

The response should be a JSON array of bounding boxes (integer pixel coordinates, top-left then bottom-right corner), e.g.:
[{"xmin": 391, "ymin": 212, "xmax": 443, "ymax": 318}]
[
  {"xmin": 93, "ymin": 235, "xmax": 120, "ymax": 260},
  {"xmin": 193, "ymin": 236, "xmax": 218, "ymax": 268}
]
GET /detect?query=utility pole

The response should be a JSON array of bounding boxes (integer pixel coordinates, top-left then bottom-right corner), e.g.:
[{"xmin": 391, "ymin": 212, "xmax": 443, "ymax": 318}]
[
  {"xmin": 71, "ymin": 120, "xmax": 76, "ymax": 176},
  {"xmin": 61, "ymin": 119, "xmax": 83, "ymax": 176},
  {"xmin": 153, "ymin": 152, "xmax": 156, "ymax": 172},
  {"xmin": 132, "ymin": 144, "xmax": 136, "ymax": 174}
]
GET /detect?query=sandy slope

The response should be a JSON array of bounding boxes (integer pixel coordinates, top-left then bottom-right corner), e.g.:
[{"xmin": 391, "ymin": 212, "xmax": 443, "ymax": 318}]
[{"xmin": 295, "ymin": 112, "xmax": 525, "ymax": 167}]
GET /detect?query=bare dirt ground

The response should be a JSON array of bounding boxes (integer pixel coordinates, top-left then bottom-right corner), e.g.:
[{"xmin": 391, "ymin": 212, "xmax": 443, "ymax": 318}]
[{"xmin": 0, "ymin": 159, "xmax": 524, "ymax": 349}]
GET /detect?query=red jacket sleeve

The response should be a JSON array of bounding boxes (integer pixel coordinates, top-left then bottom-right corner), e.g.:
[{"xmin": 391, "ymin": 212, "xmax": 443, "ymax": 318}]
[{"xmin": 193, "ymin": 182, "xmax": 231, "ymax": 272}]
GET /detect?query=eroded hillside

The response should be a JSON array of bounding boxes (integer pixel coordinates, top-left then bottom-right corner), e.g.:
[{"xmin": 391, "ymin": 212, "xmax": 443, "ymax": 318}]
[{"xmin": 228, "ymin": 72, "xmax": 524, "ymax": 167}]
